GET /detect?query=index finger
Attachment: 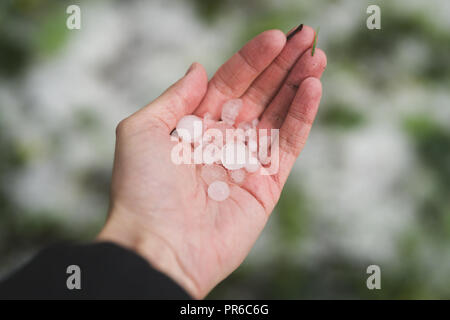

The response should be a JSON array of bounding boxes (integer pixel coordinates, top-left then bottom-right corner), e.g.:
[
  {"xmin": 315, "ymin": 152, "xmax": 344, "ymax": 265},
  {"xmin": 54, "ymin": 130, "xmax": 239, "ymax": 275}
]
[{"xmin": 194, "ymin": 30, "xmax": 286, "ymax": 119}]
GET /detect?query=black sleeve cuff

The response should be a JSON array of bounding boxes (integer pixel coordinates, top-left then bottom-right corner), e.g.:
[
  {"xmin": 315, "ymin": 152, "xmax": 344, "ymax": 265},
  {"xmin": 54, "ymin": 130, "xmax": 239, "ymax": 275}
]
[{"xmin": 0, "ymin": 242, "xmax": 191, "ymax": 300}]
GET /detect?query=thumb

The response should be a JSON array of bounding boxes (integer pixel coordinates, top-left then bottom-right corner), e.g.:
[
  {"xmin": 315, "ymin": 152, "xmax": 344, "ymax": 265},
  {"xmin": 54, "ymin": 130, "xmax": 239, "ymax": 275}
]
[{"xmin": 137, "ymin": 62, "xmax": 208, "ymax": 132}]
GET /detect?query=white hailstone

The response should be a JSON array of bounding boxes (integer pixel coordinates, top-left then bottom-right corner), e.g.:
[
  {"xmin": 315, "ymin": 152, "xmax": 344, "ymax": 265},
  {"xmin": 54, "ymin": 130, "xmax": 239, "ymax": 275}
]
[
  {"xmin": 201, "ymin": 164, "xmax": 227, "ymax": 185},
  {"xmin": 202, "ymin": 143, "xmax": 222, "ymax": 164},
  {"xmin": 259, "ymin": 153, "xmax": 270, "ymax": 165},
  {"xmin": 208, "ymin": 181, "xmax": 230, "ymax": 201},
  {"xmin": 221, "ymin": 99, "xmax": 243, "ymax": 125},
  {"xmin": 226, "ymin": 128, "xmax": 246, "ymax": 144},
  {"xmin": 202, "ymin": 132, "xmax": 212, "ymax": 144},
  {"xmin": 170, "ymin": 140, "xmax": 193, "ymax": 165},
  {"xmin": 229, "ymin": 169, "xmax": 246, "ymax": 184},
  {"xmin": 202, "ymin": 112, "xmax": 215, "ymax": 131},
  {"xmin": 237, "ymin": 121, "xmax": 252, "ymax": 131},
  {"xmin": 245, "ymin": 156, "xmax": 261, "ymax": 173},
  {"xmin": 208, "ymin": 121, "xmax": 233, "ymax": 146},
  {"xmin": 176, "ymin": 115, "xmax": 203, "ymax": 143},
  {"xmin": 221, "ymin": 142, "xmax": 246, "ymax": 170},
  {"xmin": 214, "ymin": 121, "xmax": 233, "ymax": 133},
  {"xmin": 258, "ymin": 135, "xmax": 271, "ymax": 165},
  {"xmin": 192, "ymin": 144, "xmax": 204, "ymax": 164},
  {"xmin": 203, "ymin": 128, "xmax": 225, "ymax": 150},
  {"xmin": 248, "ymin": 138, "xmax": 257, "ymax": 152}
]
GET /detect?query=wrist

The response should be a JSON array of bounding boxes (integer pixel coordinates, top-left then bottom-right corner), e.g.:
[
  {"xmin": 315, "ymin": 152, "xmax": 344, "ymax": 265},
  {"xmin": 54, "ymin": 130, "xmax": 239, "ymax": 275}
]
[{"xmin": 97, "ymin": 205, "xmax": 202, "ymax": 299}]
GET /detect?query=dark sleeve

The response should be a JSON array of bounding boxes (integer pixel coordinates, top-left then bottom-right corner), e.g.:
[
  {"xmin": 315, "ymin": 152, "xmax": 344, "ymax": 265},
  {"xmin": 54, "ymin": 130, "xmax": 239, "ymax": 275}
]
[{"xmin": 0, "ymin": 242, "xmax": 191, "ymax": 300}]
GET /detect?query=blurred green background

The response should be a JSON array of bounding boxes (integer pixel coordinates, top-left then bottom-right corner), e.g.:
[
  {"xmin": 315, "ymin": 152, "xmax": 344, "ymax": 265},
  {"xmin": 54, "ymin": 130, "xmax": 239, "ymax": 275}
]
[{"xmin": 1, "ymin": 0, "xmax": 449, "ymax": 299}]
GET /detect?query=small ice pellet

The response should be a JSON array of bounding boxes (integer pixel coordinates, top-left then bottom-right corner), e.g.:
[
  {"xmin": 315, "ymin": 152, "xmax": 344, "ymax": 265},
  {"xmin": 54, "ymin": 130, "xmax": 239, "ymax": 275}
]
[
  {"xmin": 237, "ymin": 121, "xmax": 252, "ymax": 131},
  {"xmin": 226, "ymin": 128, "xmax": 246, "ymax": 144},
  {"xmin": 248, "ymin": 138, "xmax": 257, "ymax": 152},
  {"xmin": 192, "ymin": 144, "xmax": 204, "ymax": 164},
  {"xmin": 202, "ymin": 143, "xmax": 222, "ymax": 164},
  {"xmin": 201, "ymin": 164, "xmax": 227, "ymax": 185},
  {"xmin": 209, "ymin": 121, "xmax": 233, "ymax": 145},
  {"xmin": 258, "ymin": 153, "xmax": 270, "ymax": 165},
  {"xmin": 258, "ymin": 135, "xmax": 271, "ymax": 165},
  {"xmin": 230, "ymin": 169, "xmax": 246, "ymax": 184},
  {"xmin": 221, "ymin": 142, "xmax": 246, "ymax": 170},
  {"xmin": 176, "ymin": 115, "xmax": 203, "ymax": 143},
  {"xmin": 208, "ymin": 181, "xmax": 230, "ymax": 201},
  {"xmin": 245, "ymin": 157, "xmax": 261, "ymax": 173},
  {"xmin": 221, "ymin": 99, "xmax": 243, "ymax": 125},
  {"xmin": 202, "ymin": 112, "xmax": 215, "ymax": 131}
]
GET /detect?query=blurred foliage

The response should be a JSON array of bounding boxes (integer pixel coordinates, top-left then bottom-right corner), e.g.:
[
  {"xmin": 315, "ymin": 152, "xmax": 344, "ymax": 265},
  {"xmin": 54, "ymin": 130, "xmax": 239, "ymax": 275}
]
[
  {"xmin": 0, "ymin": 0, "xmax": 70, "ymax": 77},
  {"xmin": 0, "ymin": 0, "xmax": 105, "ymax": 272},
  {"xmin": 188, "ymin": 0, "xmax": 227, "ymax": 23},
  {"xmin": 276, "ymin": 182, "xmax": 310, "ymax": 245},
  {"xmin": 328, "ymin": 8, "xmax": 450, "ymax": 87},
  {"xmin": 404, "ymin": 116, "xmax": 450, "ymax": 241},
  {"xmin": 319, "ymin": 104, "xmax": 365, "ymax": 130},
  {"xmin": 34, "ymin": 9, "xmax": 70, "ymax": 56},
  {"xmin": 0, "ymin": 123, "xmax": 99, "ymax": 271}
]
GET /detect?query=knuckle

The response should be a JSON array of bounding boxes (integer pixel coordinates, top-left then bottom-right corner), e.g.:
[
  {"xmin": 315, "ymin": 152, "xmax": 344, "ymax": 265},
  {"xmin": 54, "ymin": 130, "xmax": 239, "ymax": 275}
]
[
  {"xmin": 116, "ymin": 118, "xmax": 132, "ymax": 136},
  {"xmin": 212, "ymin": 72, "xmax": 237, "ymax": 97},
  {"xmin": 237, "ymin": 50, "xmax": 259, "ymax": 74},
  {"xmin": 285, "ymin": 80, "xmax": 300, "ymax": 91},
  {"xmin": 280, "ymin": 131, "xmax": 305, "ymax": 156},
  {"xmin": 273, "ymin": 54, "xmax": 291, "ymax": 72},
  {"xmin": 289, "ymin": 107, "xmax": 315, "ymax": 126}
]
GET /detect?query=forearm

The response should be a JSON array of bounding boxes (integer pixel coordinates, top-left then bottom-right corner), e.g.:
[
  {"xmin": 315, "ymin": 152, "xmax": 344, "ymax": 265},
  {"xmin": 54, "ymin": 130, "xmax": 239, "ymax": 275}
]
[{"xmin": 97, "ymin": 207, "xmax": 203, "ymax": 299}]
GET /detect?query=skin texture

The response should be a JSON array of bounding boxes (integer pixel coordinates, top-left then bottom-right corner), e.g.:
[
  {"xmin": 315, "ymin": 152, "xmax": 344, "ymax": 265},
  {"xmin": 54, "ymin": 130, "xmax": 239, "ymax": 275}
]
[{"xmin": 97, "ymin": 27, "xmax": 327, "ymax": 299}]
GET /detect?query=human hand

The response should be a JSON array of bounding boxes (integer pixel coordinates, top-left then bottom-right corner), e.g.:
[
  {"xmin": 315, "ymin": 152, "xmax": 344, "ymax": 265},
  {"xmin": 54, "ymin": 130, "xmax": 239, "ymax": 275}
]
[{"xmin": 98, "ymin": 26, "xmax": 327, "ymax": 299}]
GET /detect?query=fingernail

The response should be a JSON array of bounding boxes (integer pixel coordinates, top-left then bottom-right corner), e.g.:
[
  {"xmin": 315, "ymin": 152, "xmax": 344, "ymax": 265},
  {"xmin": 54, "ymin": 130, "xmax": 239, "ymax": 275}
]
[
  {"xmin": 185, "ymin": 63, "xmax": 196, "ymax": 75},
  {"xmin": 286, "ymin": 24, "xmax": 303, "ymax": 41}
]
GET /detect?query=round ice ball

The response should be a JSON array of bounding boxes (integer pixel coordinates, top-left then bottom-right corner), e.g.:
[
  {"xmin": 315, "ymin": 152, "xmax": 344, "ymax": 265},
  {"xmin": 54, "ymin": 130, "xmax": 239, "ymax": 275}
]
[
  {"xmin": 230, "ymin": 169, "xmax": 246, "ymax": 184},
  {"xmin": 176, "ymin": 115, "xmax": 203, "ymax": 143},
  {"xmin": 201, "ymin": 164, "xmax": 227, "ymax": 185},
  {"xmin": 221, "ymin": 99, "xmax": 243, "ymax": 125},
  {"xmin": 221, "ymin": 142, "xmax": 246, "ymax": 170},
  {"xmin": 208, "ymin": 181, "xmax": 230, "ymax": 201},
  {"xmin": 245, "ymin": 156, "xmax": 261, "ymax": 173}
]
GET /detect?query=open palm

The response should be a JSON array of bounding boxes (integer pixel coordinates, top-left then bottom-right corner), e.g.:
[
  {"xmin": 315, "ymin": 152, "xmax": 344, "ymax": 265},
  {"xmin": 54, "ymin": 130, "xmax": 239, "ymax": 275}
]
[{"xmin": 98, "ymin": 26, "xmax": 327, "ymax": 298}]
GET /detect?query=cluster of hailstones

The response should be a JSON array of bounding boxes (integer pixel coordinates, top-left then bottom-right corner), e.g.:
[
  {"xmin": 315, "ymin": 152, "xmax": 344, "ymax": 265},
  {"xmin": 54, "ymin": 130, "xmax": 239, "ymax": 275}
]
[{"xmin": 171, "ymin": 99, "xmax": 273, "ymax": 202}]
